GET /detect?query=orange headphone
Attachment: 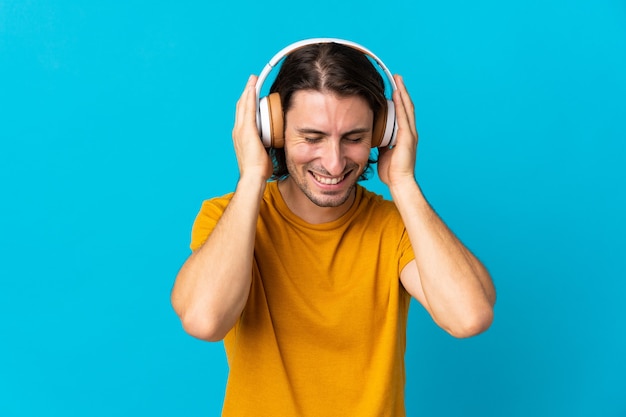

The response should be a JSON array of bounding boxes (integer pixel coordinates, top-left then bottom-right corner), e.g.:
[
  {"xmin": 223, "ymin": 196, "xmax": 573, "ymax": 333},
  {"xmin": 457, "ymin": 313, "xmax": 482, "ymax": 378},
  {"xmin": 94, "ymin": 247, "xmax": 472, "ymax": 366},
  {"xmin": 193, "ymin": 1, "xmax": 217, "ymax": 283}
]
[{"xmin": 255, "ymin": 38, "xmax": 398, "ymax": 148}]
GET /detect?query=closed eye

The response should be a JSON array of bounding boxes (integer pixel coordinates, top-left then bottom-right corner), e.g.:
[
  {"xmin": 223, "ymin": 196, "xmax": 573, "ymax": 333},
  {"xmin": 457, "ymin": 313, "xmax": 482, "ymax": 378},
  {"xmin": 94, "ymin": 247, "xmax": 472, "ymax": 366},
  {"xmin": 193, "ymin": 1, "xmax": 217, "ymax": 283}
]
[
  {"xmin": 344, "ymin": 137, "xmax": 363, "ymax": 143},
  {"xmin": 304, "ymin": 137, "xmax": 323, "ymax": 143}
]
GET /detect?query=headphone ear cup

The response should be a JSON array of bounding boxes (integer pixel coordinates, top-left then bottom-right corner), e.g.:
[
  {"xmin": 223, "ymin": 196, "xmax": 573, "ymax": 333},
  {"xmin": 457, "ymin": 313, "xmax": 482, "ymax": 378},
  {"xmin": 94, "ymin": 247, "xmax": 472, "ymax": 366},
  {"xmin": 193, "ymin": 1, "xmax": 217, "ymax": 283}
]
[
  {"xmin": 258, "ymin": 96, "xmax": 271, "ymax": 147},
  {"xmin": 380, "ymin": 99, "xmax": 397, "ymax": 148},
  {"xmin": 258, "ymin": 93, "xmax": 285, "ymax": 148},
  {"xmin": 372, "ymin": 99, "xmax": 397, "ymax": 148},
  {"xmin": 267, "ymin": 93, "xmax": 284, "ymax": 148},
  {"xmin": 372, "ymin": 109, "xmax": 384, "ymax": 148}
]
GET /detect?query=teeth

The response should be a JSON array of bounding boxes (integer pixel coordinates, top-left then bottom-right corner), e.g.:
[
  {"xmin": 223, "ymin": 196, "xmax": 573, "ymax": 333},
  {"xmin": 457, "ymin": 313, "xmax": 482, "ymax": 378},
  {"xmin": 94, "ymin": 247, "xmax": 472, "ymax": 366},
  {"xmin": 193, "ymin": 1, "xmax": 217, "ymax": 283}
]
[{"xmin": 314, "ymin": 173, "xmax": 344, "ymax": 185}]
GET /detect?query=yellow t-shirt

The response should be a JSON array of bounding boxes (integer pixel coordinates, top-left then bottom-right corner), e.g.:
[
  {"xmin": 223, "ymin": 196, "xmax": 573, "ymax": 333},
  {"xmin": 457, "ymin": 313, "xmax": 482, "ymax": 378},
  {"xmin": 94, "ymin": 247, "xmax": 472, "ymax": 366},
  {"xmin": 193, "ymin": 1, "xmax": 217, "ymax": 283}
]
[{"xmin": 190, "ymin": 181, "xmax": 414, "ymax": 417}]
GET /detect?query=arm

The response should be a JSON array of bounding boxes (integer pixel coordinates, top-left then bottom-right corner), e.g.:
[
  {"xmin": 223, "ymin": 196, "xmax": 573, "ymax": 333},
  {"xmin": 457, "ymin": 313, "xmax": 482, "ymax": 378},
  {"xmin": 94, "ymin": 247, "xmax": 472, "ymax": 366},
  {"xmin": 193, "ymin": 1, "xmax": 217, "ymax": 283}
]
[
  {"xmin": 170, "ymin": 75, "xmax": 272, "ymax": 341},
  {"xmin": 378, "ymin": 75, "xmax": 496, "ymax": 338}
]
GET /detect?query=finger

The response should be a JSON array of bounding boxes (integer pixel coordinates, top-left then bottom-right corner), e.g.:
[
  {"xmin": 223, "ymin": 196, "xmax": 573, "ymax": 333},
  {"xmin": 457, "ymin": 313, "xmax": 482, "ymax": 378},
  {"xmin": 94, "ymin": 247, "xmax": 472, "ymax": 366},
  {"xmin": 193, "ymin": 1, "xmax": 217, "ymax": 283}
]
[
  {"xmin": 392, "ymin": 77, "xmax": 412, "ymax": 136},
  {"xmin": 245, "ymin": 75, "xmax": 259, "ymax": 123},
  {"xmin": 235, "ymin": 75, "xmax": 258, "ymax": 130},
  {"xmin": 393, "ymin": 75, "xmax": 417, "ymax": 137},
  {"xmin": 395, "ymin": 75, "xmax": 415, "ymax": 114}
]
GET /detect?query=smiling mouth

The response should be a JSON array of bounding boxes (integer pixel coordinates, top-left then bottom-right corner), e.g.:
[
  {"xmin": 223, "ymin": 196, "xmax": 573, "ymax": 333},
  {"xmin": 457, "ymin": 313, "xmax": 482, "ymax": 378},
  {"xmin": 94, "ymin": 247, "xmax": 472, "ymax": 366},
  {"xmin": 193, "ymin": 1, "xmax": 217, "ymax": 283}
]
[{"xmin": 312, "ymin": 172, "xmax": 347, "ymax": 185}]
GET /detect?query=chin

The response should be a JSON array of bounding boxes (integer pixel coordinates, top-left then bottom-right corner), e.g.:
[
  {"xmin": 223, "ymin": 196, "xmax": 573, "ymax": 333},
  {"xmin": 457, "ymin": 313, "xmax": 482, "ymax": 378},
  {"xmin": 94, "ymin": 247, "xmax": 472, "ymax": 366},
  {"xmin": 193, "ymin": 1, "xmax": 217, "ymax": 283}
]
[{"xmin": 307, "ymin": 186, "xmax": 355, "ymax": 208}]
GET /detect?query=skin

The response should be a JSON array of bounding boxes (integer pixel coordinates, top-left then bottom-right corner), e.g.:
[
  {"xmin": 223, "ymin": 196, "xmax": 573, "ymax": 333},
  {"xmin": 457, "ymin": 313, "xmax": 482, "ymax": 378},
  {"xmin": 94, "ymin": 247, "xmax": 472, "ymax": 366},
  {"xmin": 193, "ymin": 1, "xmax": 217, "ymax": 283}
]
[
  {"xmin": 382, "ymin": 76, "xmax": 495, "ymax": 337},
  {"xmin": 278, "ymin": 90, "xmax": 373, "ymax": 224},
  {"xmin": 171, "ymin": 74, "xmax": 496, "ymax": 341}
]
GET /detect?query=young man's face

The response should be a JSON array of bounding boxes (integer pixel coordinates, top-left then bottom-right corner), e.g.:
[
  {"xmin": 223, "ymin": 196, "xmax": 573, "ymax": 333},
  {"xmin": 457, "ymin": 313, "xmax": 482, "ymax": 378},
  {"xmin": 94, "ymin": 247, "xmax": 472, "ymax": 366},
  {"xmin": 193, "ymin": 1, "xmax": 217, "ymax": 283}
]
[{"xmin": 282, "ymin": 89, "xmax": 373, "ymax": 212}]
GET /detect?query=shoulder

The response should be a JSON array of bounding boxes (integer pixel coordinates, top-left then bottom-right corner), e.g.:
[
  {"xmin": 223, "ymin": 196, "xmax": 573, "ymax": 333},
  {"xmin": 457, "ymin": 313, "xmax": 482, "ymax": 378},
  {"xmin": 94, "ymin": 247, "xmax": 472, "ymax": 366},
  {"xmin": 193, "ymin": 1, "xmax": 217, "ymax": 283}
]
[
  {"xmin": 199, "ymin": 181, "xmax": 277, "ymax": 221},
  {"xmin": 357, "ymin": 186, "xmax": 401, "ymax": 217},
  {"xmin": 198, "ymin": 192, "xmax": 235, "ymax": 217},
  {"xmin": 189, "ymin": 191, "xmax": 235, "ymax": 251},
  {"xmin": 348, "ymin": 185, "xmax": 406, "ymax": 233}
]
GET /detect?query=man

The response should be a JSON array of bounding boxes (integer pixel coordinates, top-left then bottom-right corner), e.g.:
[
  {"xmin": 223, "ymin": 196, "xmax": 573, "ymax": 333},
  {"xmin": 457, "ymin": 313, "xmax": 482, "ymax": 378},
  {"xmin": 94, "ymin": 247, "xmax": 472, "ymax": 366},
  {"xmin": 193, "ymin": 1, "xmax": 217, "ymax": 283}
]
[{"xmin": 171, "ymin": 40, "xmax": 496, "ymax": 417}]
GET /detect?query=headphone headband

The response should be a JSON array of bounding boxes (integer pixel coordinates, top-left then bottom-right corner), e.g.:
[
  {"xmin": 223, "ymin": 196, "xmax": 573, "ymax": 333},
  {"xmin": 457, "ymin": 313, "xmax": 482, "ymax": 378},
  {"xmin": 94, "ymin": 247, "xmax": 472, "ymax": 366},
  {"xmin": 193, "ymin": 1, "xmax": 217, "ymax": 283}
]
[
  {"xmin": 255, "ymin": 38, "xmax": 397, "ymax": 99},
  {"xmin": 255, "ymin": 38, "xmax": 398, "ymax": 148}
]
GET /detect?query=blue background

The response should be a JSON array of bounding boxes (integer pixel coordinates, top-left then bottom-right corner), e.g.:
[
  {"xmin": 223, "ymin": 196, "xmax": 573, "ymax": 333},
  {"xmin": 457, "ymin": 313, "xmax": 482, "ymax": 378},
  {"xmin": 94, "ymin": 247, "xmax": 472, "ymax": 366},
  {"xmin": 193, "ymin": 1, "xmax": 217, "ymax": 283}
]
[{"xmin": 1, "ymin": 0, "xmax": 625, "ymax": 416}]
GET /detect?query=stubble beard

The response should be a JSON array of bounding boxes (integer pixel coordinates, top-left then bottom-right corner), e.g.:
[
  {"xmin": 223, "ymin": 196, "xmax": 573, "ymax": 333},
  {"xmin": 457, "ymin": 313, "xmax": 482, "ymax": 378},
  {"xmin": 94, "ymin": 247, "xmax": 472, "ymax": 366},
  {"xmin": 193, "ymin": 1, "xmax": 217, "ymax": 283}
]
[{"xmin": 286, "ymin": 160, "xmax": 360, "ymax": 208}]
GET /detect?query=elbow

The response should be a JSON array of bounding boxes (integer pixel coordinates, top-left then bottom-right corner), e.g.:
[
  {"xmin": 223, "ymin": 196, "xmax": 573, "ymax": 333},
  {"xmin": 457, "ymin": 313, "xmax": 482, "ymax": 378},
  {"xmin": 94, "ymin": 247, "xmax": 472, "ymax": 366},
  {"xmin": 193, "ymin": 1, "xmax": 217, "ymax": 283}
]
[
  {"xmin": 178, "ymin": 309, "xmax": 231, "ymax": 342},
  {"xmin": 446, "ymin": 306, "xmax": 494, "ymax": 339},
  {"xmin": 171, "ymin": 296, "xmax": 231, "ymax": 342}
]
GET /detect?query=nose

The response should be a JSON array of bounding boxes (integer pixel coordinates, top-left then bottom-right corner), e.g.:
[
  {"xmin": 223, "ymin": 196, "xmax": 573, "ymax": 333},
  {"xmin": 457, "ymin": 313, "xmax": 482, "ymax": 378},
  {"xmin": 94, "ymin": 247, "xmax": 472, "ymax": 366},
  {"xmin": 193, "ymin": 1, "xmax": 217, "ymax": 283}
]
[{"xmin": 320, "ymin": 139, "xmax": 346, "ymax": 176}]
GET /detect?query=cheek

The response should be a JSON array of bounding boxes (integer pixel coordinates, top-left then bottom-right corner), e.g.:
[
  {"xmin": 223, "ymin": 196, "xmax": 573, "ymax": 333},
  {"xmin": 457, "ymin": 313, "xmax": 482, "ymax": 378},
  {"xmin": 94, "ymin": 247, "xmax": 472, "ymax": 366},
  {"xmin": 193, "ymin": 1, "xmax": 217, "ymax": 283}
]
[
  {"xmin": 350, "ymin": 145, "xmax": 373, "ymax": 165},
  {"xmin": 285, "ymin": 144, "xmax": 314, "ymax": 167}
]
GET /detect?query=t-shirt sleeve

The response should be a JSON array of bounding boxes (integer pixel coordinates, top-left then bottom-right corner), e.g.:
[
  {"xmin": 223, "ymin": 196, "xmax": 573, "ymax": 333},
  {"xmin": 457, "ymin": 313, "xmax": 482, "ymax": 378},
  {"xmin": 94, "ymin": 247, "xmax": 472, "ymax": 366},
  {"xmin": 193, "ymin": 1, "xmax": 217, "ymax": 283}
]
[
  {"xmin": 189, "ymin": 194, "xmax": 233, "ymax": 252},
  {"xmin": 372, "ymin": 195, "xmax": 416, "ymax": 277},
  {"xmin": 397, "ymin": 228, "xmax": 415, "ymax": 274}
]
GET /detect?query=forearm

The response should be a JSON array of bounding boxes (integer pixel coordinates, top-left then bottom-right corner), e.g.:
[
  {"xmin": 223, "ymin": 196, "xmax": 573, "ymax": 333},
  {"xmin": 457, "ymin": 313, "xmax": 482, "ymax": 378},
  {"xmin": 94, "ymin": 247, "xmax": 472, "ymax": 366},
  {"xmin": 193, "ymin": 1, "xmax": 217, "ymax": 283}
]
[
  {"xmin": 392, "ymin": 179, "xmax": 495, "ymax": 337},
  {"xmin": 171, "ymin": 176, "xmax": 266, "ymax": 341}
]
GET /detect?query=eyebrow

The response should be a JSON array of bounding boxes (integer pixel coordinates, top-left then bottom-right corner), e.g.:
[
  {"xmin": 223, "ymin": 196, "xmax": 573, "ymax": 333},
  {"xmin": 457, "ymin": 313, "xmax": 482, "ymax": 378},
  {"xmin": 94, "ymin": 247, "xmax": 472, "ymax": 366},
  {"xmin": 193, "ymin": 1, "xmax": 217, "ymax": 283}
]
[{"xmin": 295, "ymin": 127, "xmax": 371, "ymax": 137}]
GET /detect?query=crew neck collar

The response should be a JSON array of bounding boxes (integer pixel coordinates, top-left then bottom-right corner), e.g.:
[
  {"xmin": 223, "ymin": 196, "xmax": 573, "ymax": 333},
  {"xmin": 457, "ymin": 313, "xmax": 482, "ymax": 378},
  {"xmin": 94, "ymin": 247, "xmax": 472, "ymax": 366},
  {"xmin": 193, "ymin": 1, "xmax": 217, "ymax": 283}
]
[{"xmin": 267, "ymin": 181, "xmax": 363, "ymax": 231}]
